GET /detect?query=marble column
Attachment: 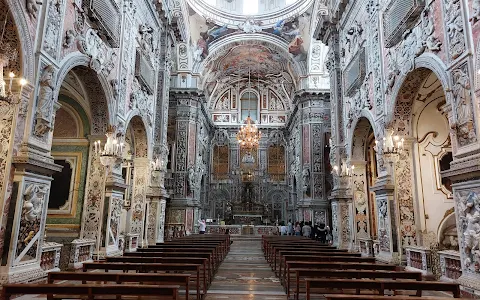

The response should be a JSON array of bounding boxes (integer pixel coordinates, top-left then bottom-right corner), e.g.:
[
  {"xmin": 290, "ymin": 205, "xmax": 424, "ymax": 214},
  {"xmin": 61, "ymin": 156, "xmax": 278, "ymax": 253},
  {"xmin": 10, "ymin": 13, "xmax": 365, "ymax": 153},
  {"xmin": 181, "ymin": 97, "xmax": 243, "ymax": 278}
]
[
  {"xmin": 350, "ymin": 161, "xmax": 372, "ymax": 247},
  {"xmin": 371, "ymin": 154, "xmax": 400, "ymax": 264},
  {"xmin": 329, "ymin": 175, "xmax": 354, "ymax": 250},
  {"xmin": 168, "ymin": 92, "xmax": 201, "ymax": 235},
  {"xmin": 128, "ymin": 158, "xmax": 149, "ymax": 247},
  {"xmin": 103, "ymin": 166, "xmax": 127, "ymax": 256}
]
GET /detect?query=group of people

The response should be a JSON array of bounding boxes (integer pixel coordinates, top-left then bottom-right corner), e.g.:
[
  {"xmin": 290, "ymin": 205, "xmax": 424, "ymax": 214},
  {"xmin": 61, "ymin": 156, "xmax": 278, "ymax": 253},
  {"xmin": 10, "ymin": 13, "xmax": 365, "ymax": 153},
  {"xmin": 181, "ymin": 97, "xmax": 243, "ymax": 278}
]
[{"xmin": 278, "ymin": 220, "xmax": 332, "ymax": 244}]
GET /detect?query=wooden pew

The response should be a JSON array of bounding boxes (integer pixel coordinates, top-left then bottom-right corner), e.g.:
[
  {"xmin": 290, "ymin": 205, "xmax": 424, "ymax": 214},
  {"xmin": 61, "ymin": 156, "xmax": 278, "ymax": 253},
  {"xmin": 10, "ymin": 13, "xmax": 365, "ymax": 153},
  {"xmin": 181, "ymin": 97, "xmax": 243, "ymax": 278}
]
[
  {"xmin": 2, "ymin": 283, "xmax": 180, "ymax": 300},
  {"xmin": 275, "ymin": 250, "xmax": 361, "ymax": 274},
  {"xmin": 163, "ymin": 239, "xmax": 229, "ymax": 257},
  {"xmin": 83, "ymin": 262, "xmax": 205, "ymax": 300},
  {"xmin": 292, "ymin": 269, "xmax": 422, "ymax": 300},
  {"xmin": 106, "ymin": 256, "xmax": 212, "ymax": 285},
  {"xmin": 278, "ymin": 255, "xmax": 376, "ymax": 280},
  {"xmin": 323, "ymin": 295, "xmax": 469, "ymax": 300},
  {"xmin": 267, "ymin": 244, "xmax": 344, "ymax": 263},
  {"xmin": 284, "ymin": 261, "xmax": 397, "ymax": 297},
  {"xmin": 305, "ymin": 278, "xmax": 461, "ymax": 300},
  {"xmin": 48, "ymin": 271, "xmax": 190, "ymax": 300},
  {"xmin": 139, "ymin": 247, "xmax": 220, "ymax": 269},
  {"xmin": 124, "ymin": 251, "xmax": 215, "ymax": 274}
]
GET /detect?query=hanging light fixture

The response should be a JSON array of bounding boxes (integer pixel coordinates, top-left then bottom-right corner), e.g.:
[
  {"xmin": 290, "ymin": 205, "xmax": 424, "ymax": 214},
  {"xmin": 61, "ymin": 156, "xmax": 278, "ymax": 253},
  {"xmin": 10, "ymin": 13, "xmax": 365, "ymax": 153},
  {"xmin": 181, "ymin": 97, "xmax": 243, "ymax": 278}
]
[{"xmin": 236, "ymin": 67, "xmax": 261, "ymax": 150}]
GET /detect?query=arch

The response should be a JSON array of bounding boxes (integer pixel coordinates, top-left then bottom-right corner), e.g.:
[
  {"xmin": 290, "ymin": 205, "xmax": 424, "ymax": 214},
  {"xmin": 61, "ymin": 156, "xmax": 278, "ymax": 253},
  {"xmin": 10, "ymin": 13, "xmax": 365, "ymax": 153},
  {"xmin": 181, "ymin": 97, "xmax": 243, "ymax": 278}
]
[
  {"xmin": 386, "ymin": 54, "xmax": 451, "ymax": 133},
  {"xmin": 124, "ymin": 110, "xmax": 152, "ymax": 157},
  {"xmin": 348, "ymin": 110, "xmax": 376, "ymax": 161},
  {"xmin": 5, "ymin": 0, "xmax": 35, "ymax": 82},
  {"xmin": 125, "ymin": 115, "xmax": 149, "ymax": 159},
  {"xmin": 55, "ymin": 53, "xmax": 115, "ymax": 133}
]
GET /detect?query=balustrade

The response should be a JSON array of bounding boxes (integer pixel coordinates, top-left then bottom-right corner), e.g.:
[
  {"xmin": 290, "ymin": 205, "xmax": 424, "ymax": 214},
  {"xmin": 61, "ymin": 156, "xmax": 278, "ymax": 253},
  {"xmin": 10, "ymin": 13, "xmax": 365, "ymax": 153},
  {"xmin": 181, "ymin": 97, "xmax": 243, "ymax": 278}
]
[
  {"xmin": 439, "ymin": 250, "xmax": 462, "ymax": 281},
  {"xmin": 69, "ymin": 239, "xmax": 95, "ymax": 269},
  {"xmin": 40, "ymin": 242, "xmax": 63, "ymax": 273}
]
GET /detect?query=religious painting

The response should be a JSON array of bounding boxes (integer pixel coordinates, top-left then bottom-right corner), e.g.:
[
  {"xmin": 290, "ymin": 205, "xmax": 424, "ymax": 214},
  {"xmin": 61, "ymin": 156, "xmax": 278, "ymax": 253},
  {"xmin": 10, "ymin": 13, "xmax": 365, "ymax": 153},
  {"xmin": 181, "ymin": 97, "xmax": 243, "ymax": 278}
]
[
  {"xmin": 216, "ymin": 45, "xmax": 285, "ymax": 77},
  {"xmin": 263, "ymin": 14, "xmax": 311, "ymax": 62}
]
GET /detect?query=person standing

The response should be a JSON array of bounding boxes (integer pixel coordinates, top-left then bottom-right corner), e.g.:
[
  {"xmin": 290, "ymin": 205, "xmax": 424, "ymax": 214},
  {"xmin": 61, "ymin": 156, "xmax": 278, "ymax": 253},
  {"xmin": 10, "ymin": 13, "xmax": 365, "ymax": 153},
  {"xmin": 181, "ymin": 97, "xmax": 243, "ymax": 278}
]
[
  {"xmin": 294, "ymin": 222, "xmax": 301, "ymax": 236},
  {"xmin": 302, "ymin": 222, "xmax": 312, "ymax": 237},
  {"xmin": 287, "ymin": 219, "xmax": 293, "ymax": 236},
  {"xmin": 280, "ymin": 222, "xmax": 288, "ymax": 236},
  {"xmin": 198, "ymin": 219, "xmax": 206, "ymax": 234}
]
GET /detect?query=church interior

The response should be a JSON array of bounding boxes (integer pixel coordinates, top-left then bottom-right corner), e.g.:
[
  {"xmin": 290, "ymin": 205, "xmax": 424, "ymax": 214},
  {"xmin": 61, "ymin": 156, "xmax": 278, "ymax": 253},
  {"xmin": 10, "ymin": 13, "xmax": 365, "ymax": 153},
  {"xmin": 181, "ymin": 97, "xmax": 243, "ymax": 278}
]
[{"xmin": 0, "ymin": 0, "xmax": 479, "ymax": 298}]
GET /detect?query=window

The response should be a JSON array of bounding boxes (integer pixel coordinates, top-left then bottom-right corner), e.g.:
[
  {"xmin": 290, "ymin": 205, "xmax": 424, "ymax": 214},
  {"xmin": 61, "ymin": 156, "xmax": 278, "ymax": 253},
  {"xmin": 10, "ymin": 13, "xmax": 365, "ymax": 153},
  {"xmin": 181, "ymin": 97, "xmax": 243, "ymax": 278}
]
[{"xmin": 241, "ymin": 91, "xmax": 258, "ymax": 122}]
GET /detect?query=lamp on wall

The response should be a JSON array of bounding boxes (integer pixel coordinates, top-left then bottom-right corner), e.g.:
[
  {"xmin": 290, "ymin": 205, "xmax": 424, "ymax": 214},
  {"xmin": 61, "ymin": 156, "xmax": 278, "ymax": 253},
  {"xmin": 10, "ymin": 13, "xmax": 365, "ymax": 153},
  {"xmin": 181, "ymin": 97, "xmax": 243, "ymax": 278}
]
[
  {"xmin": 332, "ymin": 160, "xmax": 354, "ymax": 177},
  {"xmin": 0, "ymin": 9, "xmax": 27, "ymax": 105},
  {"xmin": 94, "ymin": 125, "xmax": 125, "ymax": 167},
  {"xmin": 373, "ymin": 129, "xmax": 404, "ymax": 155}
]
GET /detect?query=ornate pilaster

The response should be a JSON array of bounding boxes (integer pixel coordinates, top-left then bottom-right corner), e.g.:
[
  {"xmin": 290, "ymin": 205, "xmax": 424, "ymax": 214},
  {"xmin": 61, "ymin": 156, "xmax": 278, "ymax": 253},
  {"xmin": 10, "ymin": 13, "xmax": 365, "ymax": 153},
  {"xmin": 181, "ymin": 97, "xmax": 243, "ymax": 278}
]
[
  {"xmin": 128, "ymin": 158, "xmax": 149, "ymax": 246},
  {"xmin": 371, "ymin": 154, "xmax": 400, "ymax": 264},
  {"xmin": 329, "ymin": 174, "xmax": 354, "ymax": 250},
  {"xmin": 350, "ymin": 161, "xmax": 371, "ymax": 243}
]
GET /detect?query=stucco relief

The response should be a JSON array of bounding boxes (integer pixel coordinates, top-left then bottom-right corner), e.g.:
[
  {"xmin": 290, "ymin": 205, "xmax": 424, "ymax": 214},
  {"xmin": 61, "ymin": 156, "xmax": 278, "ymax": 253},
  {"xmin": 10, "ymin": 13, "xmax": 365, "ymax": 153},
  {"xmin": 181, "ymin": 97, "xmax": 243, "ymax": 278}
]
[
  {"xmin": 451, "ymin": 63, "xmax": 476, "ymax": 147},
  {"xmin": 395, "ymin": 148, "xmax": 417, "ymax": 248},
  {"xmin": 109, "ymin": 195, "xmax": 122, "ymax": 246},
  {"xmin": 442, "ymin": 0, "xmax": 466, "ymax": 60},
  {"xmin": 456, "ymin": 190, "xmax": 480, "ymax": 274},
  {"xmin": 42, "ymin": 0, "xmax": 65, "ymax": 59},
  {"xmin": 130, "ymin": 165, "xmax": 147, "ymax": 235},
  {"xmin": 331, "ymin": 202, "xmax": 339, "ymax": 245},
  {"xmin": 17, "ymin": 183, "xmax": 49, "ymax": 262},
  {"xmin": 377, "ymin": 196, "xmax": 390, "ymax": 252},
  {"xmin": 81, "ymin": 145, "xmax": 105, "ymax": 243},
  {"xmin": 34, "ymin": 65, "xmax": 55, "ymax": 137},
  {"xmin": 78, "ymin": 29, "xmax": 117, "ymax": 76}
]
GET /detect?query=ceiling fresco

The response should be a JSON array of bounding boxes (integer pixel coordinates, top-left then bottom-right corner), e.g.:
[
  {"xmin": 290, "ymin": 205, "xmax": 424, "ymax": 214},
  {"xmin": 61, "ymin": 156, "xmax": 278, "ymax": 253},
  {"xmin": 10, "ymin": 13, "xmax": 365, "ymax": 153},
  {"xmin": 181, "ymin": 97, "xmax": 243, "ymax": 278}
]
[{"xmin": 213, "ymin": 44, "xmax": 285, "ymax": 77}]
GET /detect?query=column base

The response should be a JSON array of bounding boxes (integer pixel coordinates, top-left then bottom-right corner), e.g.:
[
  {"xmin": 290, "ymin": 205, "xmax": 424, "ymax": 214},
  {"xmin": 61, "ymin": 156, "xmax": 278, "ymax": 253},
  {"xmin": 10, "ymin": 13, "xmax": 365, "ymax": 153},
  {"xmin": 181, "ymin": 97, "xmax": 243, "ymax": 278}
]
[
  {"xmin": 458, "ymin": 273, "xmax": 480, "ymax": 298},
  {"xmin": 0, "ymin": 266, "xmax": 47, "ymax": 284},
  {"xmin": 376, "ymin": 251, "xmax": 401, "ymax": 264}
]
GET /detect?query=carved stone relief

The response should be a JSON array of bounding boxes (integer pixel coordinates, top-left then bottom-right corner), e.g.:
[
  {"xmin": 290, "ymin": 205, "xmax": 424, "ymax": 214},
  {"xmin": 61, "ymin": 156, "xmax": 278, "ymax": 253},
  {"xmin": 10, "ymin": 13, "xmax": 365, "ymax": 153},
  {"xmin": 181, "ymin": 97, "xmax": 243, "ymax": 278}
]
[
  {"xmin": 443, "ymin": 0, "xmax": 466, "ymax": 60},
  {"xmin": 78, "ymin": 29, "xmax": 117, "ymax": 76},
  {"xmin": 456, "ymin": 190, "xmax": 480, "ymax": 275},
  {"xmin": 451, "ymin": 63, "xmax": 477, "ymax": 147},
  {"xmin": 395, "ymin": 148, "xmax": 417, "ymax": 248},
  {"xmin": 34, "ymin": 65, "xmax": 55, "ymax": 137},
  {"xmin": 42, "ymin": 0, "xmax": 65, "ymax": 59}
]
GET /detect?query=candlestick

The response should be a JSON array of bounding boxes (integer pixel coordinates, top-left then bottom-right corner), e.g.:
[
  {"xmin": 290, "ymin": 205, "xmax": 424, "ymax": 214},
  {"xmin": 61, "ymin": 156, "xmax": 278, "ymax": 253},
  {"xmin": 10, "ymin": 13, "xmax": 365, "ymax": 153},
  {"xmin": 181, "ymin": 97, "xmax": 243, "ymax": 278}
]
[{"xmin": 8, "ymin": 72, "xmax": 14, "ymax": 93}]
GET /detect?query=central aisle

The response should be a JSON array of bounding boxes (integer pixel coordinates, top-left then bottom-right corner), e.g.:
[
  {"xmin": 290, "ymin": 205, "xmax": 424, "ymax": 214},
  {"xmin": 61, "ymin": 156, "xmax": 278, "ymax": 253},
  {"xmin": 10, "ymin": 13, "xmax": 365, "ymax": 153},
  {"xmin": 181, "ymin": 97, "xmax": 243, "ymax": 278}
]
[{"xmin": 205, "ymin": 236, "xmax": 286, "ymax": 300}]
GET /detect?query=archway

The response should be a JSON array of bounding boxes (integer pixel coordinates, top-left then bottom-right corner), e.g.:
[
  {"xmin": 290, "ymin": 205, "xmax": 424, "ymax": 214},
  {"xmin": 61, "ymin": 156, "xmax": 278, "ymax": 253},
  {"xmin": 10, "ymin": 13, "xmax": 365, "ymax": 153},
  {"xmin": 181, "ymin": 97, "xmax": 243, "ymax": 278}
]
[
  {"xmin": 123, "ymin": 116, "xmax": 149, "ymax": 246},
  {"xmin": 350, "ymin": 116, "xmax": 377, "ymax": 244},
  {"xmin": 390, "ymin": 66, "xmax": 452, "ymax": 251}
]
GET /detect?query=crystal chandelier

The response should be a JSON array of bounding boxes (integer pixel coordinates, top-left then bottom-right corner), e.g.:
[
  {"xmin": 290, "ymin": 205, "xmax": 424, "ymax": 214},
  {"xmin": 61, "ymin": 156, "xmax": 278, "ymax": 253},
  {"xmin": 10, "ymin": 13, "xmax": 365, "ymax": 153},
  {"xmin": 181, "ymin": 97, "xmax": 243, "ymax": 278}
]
[
  {"xmin": 236, "ymin": 68, "xmax": 261, "ymax": 150},
  {"xmin": 236, "ymin": 116, "xmax": 261, "ymax": 149}
]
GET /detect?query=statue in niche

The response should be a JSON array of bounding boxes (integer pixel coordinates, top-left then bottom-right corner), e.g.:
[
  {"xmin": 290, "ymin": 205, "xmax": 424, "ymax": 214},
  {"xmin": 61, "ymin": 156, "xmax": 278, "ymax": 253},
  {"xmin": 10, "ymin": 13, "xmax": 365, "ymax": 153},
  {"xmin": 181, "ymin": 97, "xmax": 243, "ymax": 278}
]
[
  {"xmin": 452, "ymin": 68, "xmax": 472, "ymax": 125},
  {"xmin": 302, "ymin": 168, "xmax": 310, "ymax": 190},
  {"xmin": 35, "ymin": 65, "xmax": 55, "ymax": 136},
  {"xmin": 139, "ymin": 24, "xmax": 154, "ymax": 54}
]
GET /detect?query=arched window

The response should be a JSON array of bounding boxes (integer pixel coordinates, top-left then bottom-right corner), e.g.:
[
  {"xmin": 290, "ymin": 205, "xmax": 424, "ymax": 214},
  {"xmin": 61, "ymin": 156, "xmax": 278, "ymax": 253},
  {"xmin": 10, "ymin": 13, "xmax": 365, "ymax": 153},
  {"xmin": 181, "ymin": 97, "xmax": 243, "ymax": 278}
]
[{"xmin": 241, "ymin": 91, "xmax": 258, "ymax": 122}]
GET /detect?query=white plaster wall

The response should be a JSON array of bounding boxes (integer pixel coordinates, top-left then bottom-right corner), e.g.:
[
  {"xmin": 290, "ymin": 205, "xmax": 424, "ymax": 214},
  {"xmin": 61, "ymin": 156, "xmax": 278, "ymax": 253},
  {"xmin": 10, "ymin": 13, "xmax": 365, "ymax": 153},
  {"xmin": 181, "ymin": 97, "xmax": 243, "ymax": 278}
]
[{"xmin": 411, "ymin": 75, "xmax": 453, "ymax": 242}]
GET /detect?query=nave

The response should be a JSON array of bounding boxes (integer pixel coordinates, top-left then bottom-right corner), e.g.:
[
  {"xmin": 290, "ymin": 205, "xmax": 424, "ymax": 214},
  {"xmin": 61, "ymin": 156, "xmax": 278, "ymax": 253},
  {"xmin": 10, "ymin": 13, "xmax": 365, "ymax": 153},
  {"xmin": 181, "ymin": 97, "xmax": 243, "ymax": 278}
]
[{"xmin": 2, "ymin": 234, "xmax": 467, "ymax": 300}]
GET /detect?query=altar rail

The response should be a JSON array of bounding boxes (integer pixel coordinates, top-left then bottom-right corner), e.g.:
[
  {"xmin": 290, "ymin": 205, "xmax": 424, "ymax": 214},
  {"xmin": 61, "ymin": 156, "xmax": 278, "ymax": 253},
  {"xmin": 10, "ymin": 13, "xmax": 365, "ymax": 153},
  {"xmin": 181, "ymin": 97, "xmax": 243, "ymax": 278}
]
[
  {"xmin": 439, "ymin": 250, "xmax": 462, "ymax": 282},
  {"xmin": 206, "ymin": 225, "xmax": 279, "ymax": 236}
]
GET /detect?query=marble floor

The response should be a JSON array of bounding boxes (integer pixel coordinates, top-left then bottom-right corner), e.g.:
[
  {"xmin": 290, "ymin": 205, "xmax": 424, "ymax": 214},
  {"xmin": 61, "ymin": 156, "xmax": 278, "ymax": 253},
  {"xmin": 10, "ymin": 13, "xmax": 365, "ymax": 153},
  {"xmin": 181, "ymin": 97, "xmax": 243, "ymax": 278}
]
[{"xmin": 205, "ymin": 236, "xmax": 286, "ymax": 300}]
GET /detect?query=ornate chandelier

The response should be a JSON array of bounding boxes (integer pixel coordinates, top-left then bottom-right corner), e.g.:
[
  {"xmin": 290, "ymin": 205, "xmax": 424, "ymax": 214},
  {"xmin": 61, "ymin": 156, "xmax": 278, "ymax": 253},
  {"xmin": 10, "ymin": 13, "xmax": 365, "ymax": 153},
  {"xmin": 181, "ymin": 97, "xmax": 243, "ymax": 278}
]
[{"xmin": 236, "ymin": 116, "xmax": 261, "ymax": 149}]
